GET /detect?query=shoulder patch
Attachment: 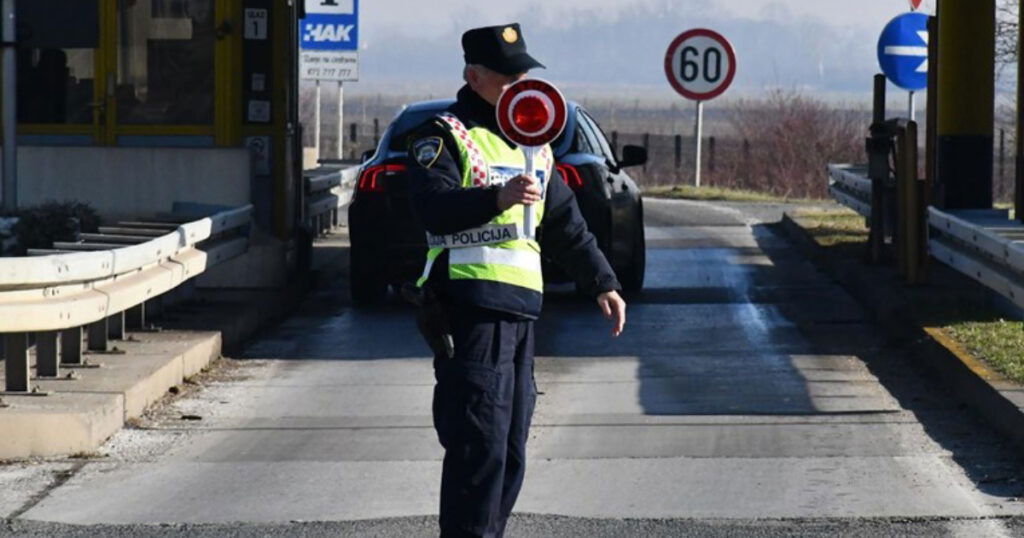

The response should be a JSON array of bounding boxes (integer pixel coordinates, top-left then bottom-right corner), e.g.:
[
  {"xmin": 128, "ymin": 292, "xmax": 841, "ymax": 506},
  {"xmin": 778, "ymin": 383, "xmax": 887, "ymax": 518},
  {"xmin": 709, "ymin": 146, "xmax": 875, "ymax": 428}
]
[{"xmin": 412, "ymin": 136, "xmax": 443, "ymax": 168}]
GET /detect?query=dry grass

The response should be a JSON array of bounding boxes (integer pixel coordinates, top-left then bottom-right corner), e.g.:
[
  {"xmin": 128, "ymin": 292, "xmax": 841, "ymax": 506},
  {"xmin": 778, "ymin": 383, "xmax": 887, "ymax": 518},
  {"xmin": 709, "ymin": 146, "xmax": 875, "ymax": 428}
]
[
  {"xmin": 646, "ymin": 185, "xmax": 819, "ymax": 203},
  {"xmin": 790, "ymin": 208, "xmax": 869, "ymax": 248}
]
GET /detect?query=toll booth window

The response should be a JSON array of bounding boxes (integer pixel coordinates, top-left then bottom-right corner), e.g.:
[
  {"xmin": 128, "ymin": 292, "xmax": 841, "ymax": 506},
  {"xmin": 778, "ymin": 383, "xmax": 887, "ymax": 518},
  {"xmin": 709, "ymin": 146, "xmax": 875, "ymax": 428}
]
[
  {"xmin": 116, "ymin": 0, "xmax": 215, "ymax": 125},
  {"xmin": 15, "ymin": 1, "xmax": 98, "ymax": 124}
]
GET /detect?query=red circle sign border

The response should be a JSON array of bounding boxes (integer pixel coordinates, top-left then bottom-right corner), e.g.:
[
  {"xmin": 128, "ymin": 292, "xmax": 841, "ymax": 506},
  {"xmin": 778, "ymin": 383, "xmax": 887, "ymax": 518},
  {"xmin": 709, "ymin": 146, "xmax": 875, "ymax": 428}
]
[
  {"xmin": 664, "ymin": 28, "xmax": 737, "ymax": 102},
  {"xmin": 496, "ymin": 78, "xmax": 568, "ymax": 147}
]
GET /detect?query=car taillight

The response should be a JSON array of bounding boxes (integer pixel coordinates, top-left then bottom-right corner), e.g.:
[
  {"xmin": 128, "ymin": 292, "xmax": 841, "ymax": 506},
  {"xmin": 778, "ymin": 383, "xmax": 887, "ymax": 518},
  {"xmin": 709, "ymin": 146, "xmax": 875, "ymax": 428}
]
[
  {"xmin": 357, "ymin": 163, "xmax": 407, "ymax": 193},
  {"xmin": 556, "ymin": 163, "xmax": 584, "ymax": 190}
]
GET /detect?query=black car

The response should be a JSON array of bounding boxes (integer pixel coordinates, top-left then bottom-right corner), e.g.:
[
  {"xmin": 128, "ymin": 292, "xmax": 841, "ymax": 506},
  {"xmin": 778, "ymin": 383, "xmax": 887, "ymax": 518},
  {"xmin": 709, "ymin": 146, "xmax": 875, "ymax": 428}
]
[{"xmin": 347, "ymin": 99, "xmax": 646, "ymax": 306}]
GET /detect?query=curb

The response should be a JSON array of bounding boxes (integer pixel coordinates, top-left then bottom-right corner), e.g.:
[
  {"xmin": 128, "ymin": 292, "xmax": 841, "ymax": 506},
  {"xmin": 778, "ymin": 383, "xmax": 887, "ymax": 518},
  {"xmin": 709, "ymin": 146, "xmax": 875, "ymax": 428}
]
[
  {"xmin": 0, "ymin": 332, "xmax": 221, "ymax": 459},
  {"xmin": 778, "ymin": 212, "xmax": 1024, "ymax": 449},
  {"xmin": 0, "ymin": 247, "xmax": 324, "ymax": 460}
]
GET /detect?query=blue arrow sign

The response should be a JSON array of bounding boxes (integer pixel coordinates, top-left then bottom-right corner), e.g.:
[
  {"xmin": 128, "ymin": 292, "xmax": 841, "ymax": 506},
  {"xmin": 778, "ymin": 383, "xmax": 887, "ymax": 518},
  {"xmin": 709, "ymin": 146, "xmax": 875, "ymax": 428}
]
[{"xmin": 877, "ymin": 12, "xmax": 929, "ymax": 91}]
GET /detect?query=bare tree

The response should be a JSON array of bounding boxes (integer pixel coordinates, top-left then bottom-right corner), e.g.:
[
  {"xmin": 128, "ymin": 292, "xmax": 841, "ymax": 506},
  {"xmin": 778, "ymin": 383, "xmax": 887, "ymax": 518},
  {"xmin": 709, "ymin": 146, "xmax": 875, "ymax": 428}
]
[{"xmin": 996, "ymin": 0, "xmax": 1018, "ymax": 71}]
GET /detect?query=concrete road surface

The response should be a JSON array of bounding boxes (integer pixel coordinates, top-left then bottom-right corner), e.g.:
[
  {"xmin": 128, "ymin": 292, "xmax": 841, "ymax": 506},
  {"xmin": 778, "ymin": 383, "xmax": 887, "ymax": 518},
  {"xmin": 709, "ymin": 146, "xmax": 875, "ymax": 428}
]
[{"xmin": 5, "ymin": 198, "xmax": 1024, "ymax": 537}]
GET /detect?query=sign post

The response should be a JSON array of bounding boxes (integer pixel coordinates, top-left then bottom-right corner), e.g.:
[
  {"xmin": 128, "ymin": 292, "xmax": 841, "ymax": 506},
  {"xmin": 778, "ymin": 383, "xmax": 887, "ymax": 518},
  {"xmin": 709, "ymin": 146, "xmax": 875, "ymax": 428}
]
[
  {"xmin": 877, "ymin": 12, "xmax": 929, "ymax": 121},
  {"xmin": 496, "ymin": 79, "xmax": 568, "ymax": 239},
  {"xmin": 301, "ymin": 0, "xmax": 359, "ymax": 160},
  {"xmin": 664, "ymin": 29, "xmax": 736, "ymax": 188}
]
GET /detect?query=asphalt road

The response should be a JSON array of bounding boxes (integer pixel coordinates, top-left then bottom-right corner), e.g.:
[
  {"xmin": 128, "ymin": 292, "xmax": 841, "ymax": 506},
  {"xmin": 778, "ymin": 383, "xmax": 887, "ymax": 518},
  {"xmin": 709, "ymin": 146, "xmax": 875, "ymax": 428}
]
[{"xmin": 4, "ymin": 198, "xmax": 1024, "ymax": 537}]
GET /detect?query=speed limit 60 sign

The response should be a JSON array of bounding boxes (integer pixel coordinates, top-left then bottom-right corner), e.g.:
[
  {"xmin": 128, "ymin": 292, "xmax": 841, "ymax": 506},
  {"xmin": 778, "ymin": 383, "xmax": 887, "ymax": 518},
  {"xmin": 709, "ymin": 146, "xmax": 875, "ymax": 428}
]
[{"xmin": 664, "ymin": 29, "xmax": 737, "ymax": 101}]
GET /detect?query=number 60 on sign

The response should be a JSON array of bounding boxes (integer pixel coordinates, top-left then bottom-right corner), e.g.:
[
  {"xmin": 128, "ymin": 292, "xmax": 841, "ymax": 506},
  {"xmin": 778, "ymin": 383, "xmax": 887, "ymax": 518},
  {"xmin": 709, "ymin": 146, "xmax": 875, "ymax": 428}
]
[{"xmin": 664, "ymin": 28, "xmax": 737, "ymax": 102}]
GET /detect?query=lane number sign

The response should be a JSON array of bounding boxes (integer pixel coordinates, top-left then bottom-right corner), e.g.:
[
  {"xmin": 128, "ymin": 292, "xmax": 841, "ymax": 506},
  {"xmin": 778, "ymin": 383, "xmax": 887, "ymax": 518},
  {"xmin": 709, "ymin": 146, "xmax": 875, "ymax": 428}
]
[{"xmin": 664, "ymin": 29, "xmax": 737, "ymax": 101}]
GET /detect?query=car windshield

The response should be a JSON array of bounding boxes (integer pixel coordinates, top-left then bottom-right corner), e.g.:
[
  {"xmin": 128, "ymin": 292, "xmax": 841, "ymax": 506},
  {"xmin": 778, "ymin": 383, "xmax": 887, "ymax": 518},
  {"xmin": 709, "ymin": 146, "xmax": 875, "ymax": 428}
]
[{"xmin": 387, "ymin": 107, "xmax": 446, "ymax": 152}]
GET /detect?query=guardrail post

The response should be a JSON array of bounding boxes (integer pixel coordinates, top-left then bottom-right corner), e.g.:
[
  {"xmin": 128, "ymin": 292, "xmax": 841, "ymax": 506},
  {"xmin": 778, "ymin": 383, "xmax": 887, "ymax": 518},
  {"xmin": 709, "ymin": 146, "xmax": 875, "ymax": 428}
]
[
  {"xmin": 107, "ymin": 312, "xmax": 125, "ymax": 340},
  {"xmin": 61, "ymin": 327, "xmax": 83, "ymax": 365},
  {"xmin": 36, "ymin": 331, "xmax": 60, "ymax": 378},
  {"xmin": 3, "ymin": 333, "xmax": 30, "ymax": 392},
  {"xmin": 127, "ymin": 303, "xmax": 146, "ymax": 330},
  {"xmin": 87, "ymin": 318, "xmax": 108, "ymax": 352},
  {"xmin": 900, "ymin": 121, "xmax": 926, "ymax": 285},
  {"xmin": 866, "ymin": 74, "xmax": 889, "ymax": 264}
]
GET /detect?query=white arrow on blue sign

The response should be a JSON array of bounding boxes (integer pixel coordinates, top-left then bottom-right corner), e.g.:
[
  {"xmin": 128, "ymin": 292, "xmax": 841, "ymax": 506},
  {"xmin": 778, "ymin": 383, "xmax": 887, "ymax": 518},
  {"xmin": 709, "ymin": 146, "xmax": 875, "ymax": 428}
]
[{"xmin": 877, "ymin": 12, "xmax": 929, "ymax": 91}]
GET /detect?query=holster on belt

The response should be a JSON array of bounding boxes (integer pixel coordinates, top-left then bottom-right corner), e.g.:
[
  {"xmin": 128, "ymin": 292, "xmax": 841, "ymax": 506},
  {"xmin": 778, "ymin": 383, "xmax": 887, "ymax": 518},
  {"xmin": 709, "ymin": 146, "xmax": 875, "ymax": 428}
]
[{"xmin": 401, "ymin": 283, "xmax": 454, "ymax": 359}]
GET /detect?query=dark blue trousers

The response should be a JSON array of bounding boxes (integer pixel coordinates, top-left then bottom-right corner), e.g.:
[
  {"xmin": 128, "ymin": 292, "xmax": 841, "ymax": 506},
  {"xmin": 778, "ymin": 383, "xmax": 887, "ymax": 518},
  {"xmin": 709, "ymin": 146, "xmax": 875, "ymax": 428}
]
[{"xmin": 432, "ymin": 312, "xmax": 536, "ymax": 538}]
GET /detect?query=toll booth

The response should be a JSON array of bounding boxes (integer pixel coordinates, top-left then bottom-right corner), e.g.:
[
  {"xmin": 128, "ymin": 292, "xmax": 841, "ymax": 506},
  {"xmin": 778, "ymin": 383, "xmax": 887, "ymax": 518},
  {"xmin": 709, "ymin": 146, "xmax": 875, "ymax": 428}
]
[{"xmin": 6, "ymin": 0, "xmax": 303, "ymax": 259}]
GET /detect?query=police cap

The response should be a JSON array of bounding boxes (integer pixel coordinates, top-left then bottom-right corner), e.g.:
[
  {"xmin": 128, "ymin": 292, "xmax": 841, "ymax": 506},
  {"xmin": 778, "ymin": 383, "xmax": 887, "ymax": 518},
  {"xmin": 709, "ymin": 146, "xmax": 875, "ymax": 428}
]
[{"xmin": 462, "ymin": 23, "xmax": 544, "ymax": 75}]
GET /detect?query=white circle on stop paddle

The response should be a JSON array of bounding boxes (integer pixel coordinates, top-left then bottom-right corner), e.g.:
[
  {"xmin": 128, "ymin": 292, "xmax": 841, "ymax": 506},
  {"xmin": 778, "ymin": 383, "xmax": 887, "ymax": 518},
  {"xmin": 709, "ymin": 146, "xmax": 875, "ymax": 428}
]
[
  {"xmin": 665, "ymin": 30, "xmax": 736, "ymax": 101},
  {"xmin": 507, "ymin": 90, "xmax": 556, "ymax": 137}
]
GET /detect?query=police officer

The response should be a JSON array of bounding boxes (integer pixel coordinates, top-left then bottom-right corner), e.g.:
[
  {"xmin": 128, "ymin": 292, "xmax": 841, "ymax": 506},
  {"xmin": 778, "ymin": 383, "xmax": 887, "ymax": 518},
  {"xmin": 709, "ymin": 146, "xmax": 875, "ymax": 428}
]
[{"xmin": 409, "ymin": 23, "xmax": 626, "ymax": 538}]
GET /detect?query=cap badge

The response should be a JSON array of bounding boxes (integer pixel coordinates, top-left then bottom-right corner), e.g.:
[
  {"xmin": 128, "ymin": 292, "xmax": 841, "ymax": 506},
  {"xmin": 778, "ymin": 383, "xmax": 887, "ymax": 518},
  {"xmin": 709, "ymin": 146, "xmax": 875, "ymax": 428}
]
[{"xmin": 502, "ymin": 27, "xmax": 518, "ymax": 44}]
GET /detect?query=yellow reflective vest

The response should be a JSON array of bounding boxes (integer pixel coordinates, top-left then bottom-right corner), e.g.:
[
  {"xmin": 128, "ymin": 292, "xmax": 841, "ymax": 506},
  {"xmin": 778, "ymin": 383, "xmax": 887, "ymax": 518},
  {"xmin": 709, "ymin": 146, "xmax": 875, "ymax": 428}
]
[{"xmin": 417, "ymin": 113, "xmax": 554, "ymax": 296}]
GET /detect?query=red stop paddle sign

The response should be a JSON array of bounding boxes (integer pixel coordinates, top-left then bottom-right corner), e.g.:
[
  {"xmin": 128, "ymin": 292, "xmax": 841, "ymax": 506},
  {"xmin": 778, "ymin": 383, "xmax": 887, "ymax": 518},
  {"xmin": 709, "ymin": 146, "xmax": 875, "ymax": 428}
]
[{"xmin": 496, "ymin": 78, "xmax": 567, "ymax": 148}]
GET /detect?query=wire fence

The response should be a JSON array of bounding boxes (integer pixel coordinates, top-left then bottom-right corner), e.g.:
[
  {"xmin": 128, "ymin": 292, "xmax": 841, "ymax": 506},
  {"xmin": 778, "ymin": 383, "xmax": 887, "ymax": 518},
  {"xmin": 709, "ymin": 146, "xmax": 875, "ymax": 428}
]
[{"xmin": 302, "ymin": 90, "xmax": 1019, "ymax": 201}]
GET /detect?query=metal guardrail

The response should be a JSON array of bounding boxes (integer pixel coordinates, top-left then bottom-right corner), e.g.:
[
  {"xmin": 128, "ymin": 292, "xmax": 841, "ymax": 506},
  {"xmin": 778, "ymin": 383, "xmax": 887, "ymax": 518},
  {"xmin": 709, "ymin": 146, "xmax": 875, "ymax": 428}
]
[
  {"xmin": 827, "ymin": 163, "xmax": 1024, "ymax": 311},
  {"xmin": 305, "ymin": 166, "xmax": 358, "ymax": 236},
  {"xmin": 0, "ymin": 205, "xmax": 253, "ymax": 394},
  {"xmin": 928, "ymin": 207, "xmax": 1024, "ymax": 310},
  {"xmin": 827, "ymin": 164, "xmax": 872, "ymax": 219}
]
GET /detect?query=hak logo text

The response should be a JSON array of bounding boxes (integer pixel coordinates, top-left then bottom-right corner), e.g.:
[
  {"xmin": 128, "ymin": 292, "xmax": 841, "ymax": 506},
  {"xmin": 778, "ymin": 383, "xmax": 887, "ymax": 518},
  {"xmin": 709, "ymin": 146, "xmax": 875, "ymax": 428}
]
[{"xmin": 303, "ymin": 23, "xmax": 355, "ymax": 43}]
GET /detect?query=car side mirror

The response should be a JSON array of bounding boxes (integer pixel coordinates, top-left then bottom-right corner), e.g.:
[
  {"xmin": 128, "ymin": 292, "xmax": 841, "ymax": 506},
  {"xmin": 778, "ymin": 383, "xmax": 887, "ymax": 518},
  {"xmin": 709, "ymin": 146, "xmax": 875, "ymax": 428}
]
[
  {"xmin": 619, "ymin": 145, "xmax": 647, "ymax": 168},
  {"xmin": 360, "ymin": 150, "xmax": 374, "ymax": 163}
]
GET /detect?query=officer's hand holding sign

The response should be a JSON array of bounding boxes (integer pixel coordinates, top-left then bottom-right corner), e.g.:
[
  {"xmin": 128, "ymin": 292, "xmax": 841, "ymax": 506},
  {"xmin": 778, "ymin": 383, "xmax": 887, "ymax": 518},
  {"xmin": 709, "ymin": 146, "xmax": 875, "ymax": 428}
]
[{"xmin": 496, "ymin": 174, "xmax": 542, "ymax": 210}]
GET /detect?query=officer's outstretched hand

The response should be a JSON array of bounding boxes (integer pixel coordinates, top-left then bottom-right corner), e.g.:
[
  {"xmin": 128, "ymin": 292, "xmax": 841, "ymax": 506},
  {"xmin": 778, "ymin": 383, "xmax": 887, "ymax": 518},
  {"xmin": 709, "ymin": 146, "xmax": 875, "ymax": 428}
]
[
  {"xmin": 497, "ymin": 174, "xmax": 542, "ymax": 211},
  {"xmin": 597, "ymin": 291, "xmax": 626, "ymax": 338}
]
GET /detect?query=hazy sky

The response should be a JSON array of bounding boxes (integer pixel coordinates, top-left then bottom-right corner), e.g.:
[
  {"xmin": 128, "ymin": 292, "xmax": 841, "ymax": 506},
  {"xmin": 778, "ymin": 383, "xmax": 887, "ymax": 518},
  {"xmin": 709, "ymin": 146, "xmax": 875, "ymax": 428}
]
[
  {"xmin": 349, "ymin": 0, "xmax": 949, "ymax": 97},
  {"xmin": 362, "ymin": 0, "xmax": 935, "ymax": 40}
]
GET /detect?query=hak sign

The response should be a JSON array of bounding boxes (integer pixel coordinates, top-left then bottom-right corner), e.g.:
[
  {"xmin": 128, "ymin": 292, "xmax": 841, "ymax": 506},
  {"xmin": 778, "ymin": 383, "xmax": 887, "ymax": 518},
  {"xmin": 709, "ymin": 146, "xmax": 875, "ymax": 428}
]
[
  {"xmin": 302, "ymin": 0, "xmax": 358, "ymax": 51},
  {"xmin": 301, "ymin": 0, "xmax": 358, "ymax": 81}
]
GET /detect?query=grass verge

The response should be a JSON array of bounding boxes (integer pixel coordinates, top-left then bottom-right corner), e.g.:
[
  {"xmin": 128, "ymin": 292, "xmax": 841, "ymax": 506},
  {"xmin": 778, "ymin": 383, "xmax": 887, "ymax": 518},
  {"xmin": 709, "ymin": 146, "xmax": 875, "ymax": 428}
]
[
  {"xmin": 646, "ymin": 185, "xmax": 819, "ymax": 204},
  {"xmin": 945, "ymin": 320, "xmax": 1024, "ymax": 382},
  {"xmin": 789, "ymin": 206, "xmax": 1024, "ymax": 385}
]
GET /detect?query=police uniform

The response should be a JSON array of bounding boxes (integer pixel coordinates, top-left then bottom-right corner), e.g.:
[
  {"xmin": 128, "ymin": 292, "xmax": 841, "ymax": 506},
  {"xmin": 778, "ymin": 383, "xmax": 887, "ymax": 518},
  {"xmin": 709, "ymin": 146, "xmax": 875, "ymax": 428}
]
[{"xmin": 409, "ymin": 23, "xmax": 621, "ymax": 538}]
